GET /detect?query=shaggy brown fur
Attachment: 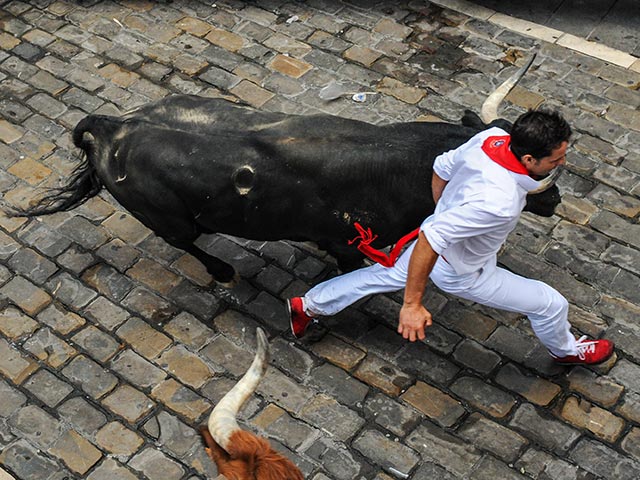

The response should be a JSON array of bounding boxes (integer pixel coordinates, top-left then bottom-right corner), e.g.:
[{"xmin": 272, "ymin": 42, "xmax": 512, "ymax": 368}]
[{"xmin": 200, "ymin": 426, "xmax": 305, "ymax": 480}]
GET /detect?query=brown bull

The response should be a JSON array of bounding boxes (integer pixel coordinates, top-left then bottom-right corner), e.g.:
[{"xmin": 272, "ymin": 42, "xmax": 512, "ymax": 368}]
[{"xmin": 200, "ymin": 328, "xmax": 304, "ymax": 480}]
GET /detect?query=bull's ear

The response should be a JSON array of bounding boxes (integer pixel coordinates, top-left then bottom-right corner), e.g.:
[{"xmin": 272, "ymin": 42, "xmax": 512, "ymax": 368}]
[
  {"xmin": 200, "ymin": 426, "xmax": 215, "ymax": 449},
  {"xmin": 461, "ymin": 110, "xmax": 484, "ymax": 129},
  {"xmin": 487, "ymin": 118, "xmax": 512, "ymax": 132},
  {"xmin": 200, "ymin": 426, "xmax": 230, "ymax": 463}
]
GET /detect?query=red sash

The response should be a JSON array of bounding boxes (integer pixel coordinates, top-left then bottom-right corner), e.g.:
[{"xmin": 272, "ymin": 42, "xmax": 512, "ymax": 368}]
[{"xmin": 348, "ymin": 223, "xmax": 419, "ymax": 268}]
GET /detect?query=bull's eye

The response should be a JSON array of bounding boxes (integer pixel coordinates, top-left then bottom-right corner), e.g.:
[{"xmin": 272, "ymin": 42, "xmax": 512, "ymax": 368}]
[{"xmin": 233, "ymin": 165, "xmax": 256, "ymax": 195}]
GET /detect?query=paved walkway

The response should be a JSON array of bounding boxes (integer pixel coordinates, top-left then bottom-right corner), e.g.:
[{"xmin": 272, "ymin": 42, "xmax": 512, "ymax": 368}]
[
  {"xmin": 466, "ymin": 0, "xmax": 640, "ymax": 58},
  {"xmin": 432, "ymin": 0, "xmax": 639, "ymax": 70},
  {"xmin": 0, "ymin": 1, "xmax": 639, "ymax": 479}
]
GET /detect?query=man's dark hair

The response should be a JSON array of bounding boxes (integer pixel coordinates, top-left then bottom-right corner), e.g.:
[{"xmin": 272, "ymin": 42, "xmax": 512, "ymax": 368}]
[{"xmin": 510, "ymin": 109, "xmax": 572, "ymax": 161}]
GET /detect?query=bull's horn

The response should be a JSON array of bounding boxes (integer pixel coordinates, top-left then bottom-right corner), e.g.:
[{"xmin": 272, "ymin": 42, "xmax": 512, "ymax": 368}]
[
  {"xmin": 207, "ymin": 327, "xmax": 270, "ymax": 450},
  {"xmin": 82, "ymin": 131, "xmax": 95, "ymax": 144},
  {"xmin": 481, "ymin": 54, "xmax": 537, "ymax": 124},
  {"xmin": 528, "ymin": 165, "xmax": 563, "ymax": 194}
]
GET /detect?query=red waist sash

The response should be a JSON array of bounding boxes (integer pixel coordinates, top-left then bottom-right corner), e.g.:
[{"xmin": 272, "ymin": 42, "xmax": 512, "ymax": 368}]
[{"xmin": 348, "ymin": 223, "xmax": 419, "ymax": 268}]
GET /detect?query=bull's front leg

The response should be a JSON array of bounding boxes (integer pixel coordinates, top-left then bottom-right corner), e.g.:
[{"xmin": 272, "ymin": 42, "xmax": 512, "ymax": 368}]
[{"xmin": 328, "ymin": 244, "xmax": 367, "ymax": 273}]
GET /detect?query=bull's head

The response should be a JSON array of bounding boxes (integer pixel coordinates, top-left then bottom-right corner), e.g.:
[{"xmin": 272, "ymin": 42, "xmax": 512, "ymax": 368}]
[
  {"xmin": 201, "ymin": 328, "xmax": 304, "ymax": 480},
  {"xmin": 481, "ymin": 53, "xmax": 564, "ymax": 199},
  {"xmin": 524, "ymin": 184, "xmax": 561, "ymax": 217}
]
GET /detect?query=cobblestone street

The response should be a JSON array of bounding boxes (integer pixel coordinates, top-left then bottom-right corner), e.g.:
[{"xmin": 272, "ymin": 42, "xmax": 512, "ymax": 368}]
[{"xmin": 1, "ymin": 1, "xmax": 639, "ymax": 479}]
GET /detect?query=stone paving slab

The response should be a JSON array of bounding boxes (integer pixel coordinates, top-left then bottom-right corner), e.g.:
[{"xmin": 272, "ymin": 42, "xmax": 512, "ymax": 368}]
[
  {"xmin": 468, "ymin": 0, "xmax": 640, "ymax": 59},
  {"xmin": 0, "ymin": 1, "xmax": 639, "ymax": 479},
  {"xmin": 433, "ymin": 0, "xmax": 640, "ymax": 71}
]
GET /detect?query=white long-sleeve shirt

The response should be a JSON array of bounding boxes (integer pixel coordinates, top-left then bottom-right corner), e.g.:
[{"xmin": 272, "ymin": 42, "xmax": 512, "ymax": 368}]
[{"xmin": 421, "ymin": 127, "xmax": 542, "ymax": 275}]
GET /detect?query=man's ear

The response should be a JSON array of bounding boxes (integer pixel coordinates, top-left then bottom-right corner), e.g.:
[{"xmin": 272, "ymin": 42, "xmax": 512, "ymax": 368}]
[{"xmin": 520, "ymin": 153, "xmax": 536, "ymax": 166}]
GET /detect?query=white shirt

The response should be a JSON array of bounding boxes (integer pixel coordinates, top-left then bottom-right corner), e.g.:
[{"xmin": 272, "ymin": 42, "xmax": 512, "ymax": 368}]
[{"xmin": 421, "ymin": 127, "xmax": 542, "ymax": 275}]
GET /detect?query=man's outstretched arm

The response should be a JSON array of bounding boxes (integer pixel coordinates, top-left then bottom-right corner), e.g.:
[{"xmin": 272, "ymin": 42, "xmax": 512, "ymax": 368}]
[
  {"xmin": 432, "ymin": 172, "xmax": 448, "ymax": 204},
  {"xmin": 398, "ymin": 231, "xmax": 439, "ymax": 342}
]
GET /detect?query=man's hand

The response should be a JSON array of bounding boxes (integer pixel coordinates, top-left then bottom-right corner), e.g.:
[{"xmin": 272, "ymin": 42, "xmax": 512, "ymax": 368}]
[
  {"xmin": 398, "ymin": 303, "xmax": 432, "ymax": 342},
  {"xmin": 399, "ymin": 232, "xmax": 438, "ymax": 342}
]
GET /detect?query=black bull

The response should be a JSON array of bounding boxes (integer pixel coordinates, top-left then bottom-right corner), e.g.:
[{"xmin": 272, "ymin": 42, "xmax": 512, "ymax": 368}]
[{"xmin": 22, "ymin": 94, "xmax": 560, "ymax": 285}]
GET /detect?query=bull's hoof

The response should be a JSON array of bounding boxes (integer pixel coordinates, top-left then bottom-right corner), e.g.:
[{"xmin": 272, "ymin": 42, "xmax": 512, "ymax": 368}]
[
  {"xmin": 214, "ymin": 272, "xmax": 241, "ymax": 289},
  {"xmin": 295, "ymin": 321, "xmax": 327, "ymax": 343}
]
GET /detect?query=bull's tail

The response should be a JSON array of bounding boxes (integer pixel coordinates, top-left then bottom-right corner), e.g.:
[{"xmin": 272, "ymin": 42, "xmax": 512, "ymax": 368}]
[
  {"xmin": 11, "ymin": 150, "xmax": 101, "ymax": 218},
  {"xmin": 11, "ymin": 115, "xmax": 117, "ymax": 217}
]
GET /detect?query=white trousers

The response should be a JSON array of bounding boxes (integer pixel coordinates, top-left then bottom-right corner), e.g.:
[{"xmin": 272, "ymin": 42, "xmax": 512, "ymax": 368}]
[{"xmin": 304, "ymin": 241, "xmax": 577, "ymax": 357}]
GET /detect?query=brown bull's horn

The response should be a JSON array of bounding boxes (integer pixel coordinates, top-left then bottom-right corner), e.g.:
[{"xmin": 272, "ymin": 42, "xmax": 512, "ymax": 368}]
[
  {"xmin": 207, "ymin": 327, "xmax": 270, "ymax": 450},
  {"xmin": 528, "ymin": 165, "xmax": 563, "ymax": 194},
  {"xmin": 481, "ymin": 53, "xmax": 537, "ymax": 124}
]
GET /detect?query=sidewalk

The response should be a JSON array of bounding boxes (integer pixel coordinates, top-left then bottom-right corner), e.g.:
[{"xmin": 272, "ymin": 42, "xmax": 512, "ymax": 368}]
[
  {"xmin": 467, "ymin": 0, "xmax": 640, "ymax": 58},
  {"xmin": 0, "ymin": 1, "xmax": 639, "ymax": 479},
  {"xmin": 430, "ymin": 0, "xmax": 639, "ymax": 70}
]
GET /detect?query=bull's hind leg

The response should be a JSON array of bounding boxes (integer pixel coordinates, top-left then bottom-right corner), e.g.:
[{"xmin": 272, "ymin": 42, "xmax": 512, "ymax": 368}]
[
  {"xmin": 130, "ymin": 209, "xmax": 239, "ymax": 287},
  {"xmin": 183, "ymin": 243, "xmax": 239, "ymax": 288}
]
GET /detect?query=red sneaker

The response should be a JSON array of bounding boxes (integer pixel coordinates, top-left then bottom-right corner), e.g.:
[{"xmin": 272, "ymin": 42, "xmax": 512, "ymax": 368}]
[
  {"xmin": 287, "ymin": 297, "xmax": 315, "ymax": 338},
  {"xmin": 551, "ymin": 336, "xmax": 614, "ymax": 365}
]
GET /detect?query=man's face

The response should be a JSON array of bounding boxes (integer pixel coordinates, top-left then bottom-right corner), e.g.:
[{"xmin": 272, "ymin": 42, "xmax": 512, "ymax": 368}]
[
  {"xmin": 522, "ymin": 141, "xmax": 568, "ymax": 178},
  {"xmin": 522, "ymin": 142, "xmax": 569, "ymax": 178}
]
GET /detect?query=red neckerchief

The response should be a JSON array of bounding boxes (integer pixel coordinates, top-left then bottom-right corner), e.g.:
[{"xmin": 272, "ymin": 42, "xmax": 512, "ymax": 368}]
[{"xmin": 481, "ymin": 135, "xmax": 528, "ymax": 174}]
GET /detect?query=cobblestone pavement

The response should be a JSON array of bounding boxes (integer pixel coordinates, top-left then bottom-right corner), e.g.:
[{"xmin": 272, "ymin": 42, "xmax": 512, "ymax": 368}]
[{"xmin": 1, "ymin": 1, "xmax": 639, "ymax": 479}]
